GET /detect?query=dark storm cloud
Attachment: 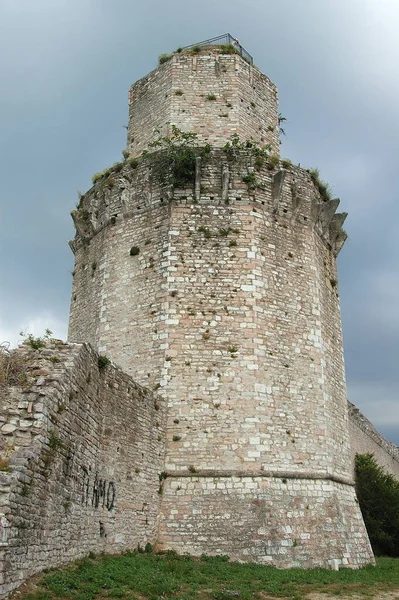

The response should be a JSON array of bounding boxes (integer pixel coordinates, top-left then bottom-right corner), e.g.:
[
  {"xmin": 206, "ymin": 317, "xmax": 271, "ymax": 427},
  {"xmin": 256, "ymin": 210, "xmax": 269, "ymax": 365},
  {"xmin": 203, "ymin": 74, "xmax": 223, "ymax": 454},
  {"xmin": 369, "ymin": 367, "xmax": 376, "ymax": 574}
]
[{"xmin": 0, "ymin": 0, "xmax": 398, "ymax": 438}]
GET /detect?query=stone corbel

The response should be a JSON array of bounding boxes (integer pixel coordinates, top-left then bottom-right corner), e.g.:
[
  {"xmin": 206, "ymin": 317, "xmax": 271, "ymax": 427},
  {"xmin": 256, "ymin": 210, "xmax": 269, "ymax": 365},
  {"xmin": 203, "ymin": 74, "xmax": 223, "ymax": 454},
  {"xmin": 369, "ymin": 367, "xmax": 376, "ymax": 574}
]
[
  {"xmin": 143, "ymin": 178, "xmax": 152, "ymax": 207},
  {"xmin": 334, "ymin": 229, "xmax": 348, "ymax": 255},
  {"xmin": 318, "ymin": 198, "xmax": 341, "ymax": 232},
  {"xmin": 290, "ymin": 181, "xmax": 305, "ymax": 221},
  {"xmin": 329, "ymin": 212, "xmax": 348, "ymax": 255},
  {"xmin": 272, "ymin": 169, "xmax": 286, "ymax": 212},
  {"xmin": 195, "ymin": 156, "xmax": 202, "ymax": 201},
  {"xmin": 0, "ymin": 514, "xmax": 9, "ymax": 547},
  {"xmin": 222, "ymin": 163, "xmax": 229, "ymax": 202},
  {"xmin": 71, "ymin": 210, "xmax": 90, "ymax": 239},
  {"xmin": 120, "ymin": 188, "xmax": 129, "ymax": 215}
]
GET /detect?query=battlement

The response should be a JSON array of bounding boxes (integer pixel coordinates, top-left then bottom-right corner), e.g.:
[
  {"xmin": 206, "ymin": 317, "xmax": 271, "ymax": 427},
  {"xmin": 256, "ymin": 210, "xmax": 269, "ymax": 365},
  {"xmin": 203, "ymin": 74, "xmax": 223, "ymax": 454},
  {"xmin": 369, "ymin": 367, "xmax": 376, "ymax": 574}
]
[
  {"xmin": 70, "ymin": 150, "xmax": 347, "ymax": 258},
  {"xmin": 127, "ymin": 47, "xmax": 279, "ymax": 157}
]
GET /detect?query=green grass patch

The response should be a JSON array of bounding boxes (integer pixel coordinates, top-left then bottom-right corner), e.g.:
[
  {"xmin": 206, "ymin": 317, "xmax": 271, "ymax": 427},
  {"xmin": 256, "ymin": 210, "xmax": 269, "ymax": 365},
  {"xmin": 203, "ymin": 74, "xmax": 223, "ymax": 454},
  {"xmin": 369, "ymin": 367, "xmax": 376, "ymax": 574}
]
[{"xmin": 17, "ymin": 553, "xmax": 399, "ymax": 600}]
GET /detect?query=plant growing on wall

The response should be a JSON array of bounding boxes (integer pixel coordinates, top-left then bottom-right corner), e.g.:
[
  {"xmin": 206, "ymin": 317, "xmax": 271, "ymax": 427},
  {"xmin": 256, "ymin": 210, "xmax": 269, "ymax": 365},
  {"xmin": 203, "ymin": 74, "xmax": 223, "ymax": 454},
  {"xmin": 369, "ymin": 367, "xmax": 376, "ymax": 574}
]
[
  {"xmin": 278, "ymin": 113, "xmax": 287, "ymax": 137},
  {"xmin": 143, "ymin": 124, "xmax": 211, "ymax": 189},
  {"xmin": 19, "ymin": 329, "xmax": 53, "ymax": 350},
  {"xmin": 307, "ymin": 167, "xmax": 332, "ymax": 202},
  {"xmin": 158, "ymin": 53, "xmax": 172, "ymax": 65},
  {"xmin": 223, "ymin": 133, "xmax": 271, "ymax": 164},
  {"xmin": 0, "ymin": 342, "xmax": 27, "ymax": 387}
]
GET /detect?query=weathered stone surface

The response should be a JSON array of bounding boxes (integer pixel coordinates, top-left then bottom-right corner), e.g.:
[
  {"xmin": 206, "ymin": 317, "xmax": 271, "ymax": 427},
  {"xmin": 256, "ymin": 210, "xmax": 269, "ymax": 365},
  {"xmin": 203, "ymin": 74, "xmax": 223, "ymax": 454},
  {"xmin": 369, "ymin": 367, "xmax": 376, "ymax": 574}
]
[
  {"xmin": 67, "ymin": 48, "xmax": 372, "ymax": 571},
  {"xmin": 0, "ymin": 426, "xmax": 16, "ymax": 435},
  {"xmin": 127, "ymin": 50, "xmax": 280, "ymax": 157}
]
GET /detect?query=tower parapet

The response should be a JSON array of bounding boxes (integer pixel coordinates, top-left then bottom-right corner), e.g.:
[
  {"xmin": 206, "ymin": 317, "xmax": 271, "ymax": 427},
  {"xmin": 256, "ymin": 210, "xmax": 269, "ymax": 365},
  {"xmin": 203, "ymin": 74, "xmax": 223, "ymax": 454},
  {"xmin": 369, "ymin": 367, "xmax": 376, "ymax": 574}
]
[{"xmin": 68, "ymin": 41, "xmax": 373, "ymax": 569}]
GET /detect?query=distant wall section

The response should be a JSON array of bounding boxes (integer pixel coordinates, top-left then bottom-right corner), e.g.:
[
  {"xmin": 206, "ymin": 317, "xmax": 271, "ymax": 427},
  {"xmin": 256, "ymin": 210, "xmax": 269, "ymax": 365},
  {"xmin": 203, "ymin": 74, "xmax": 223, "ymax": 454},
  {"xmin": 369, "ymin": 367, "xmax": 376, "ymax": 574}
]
[
  {"xmin": 0, "ymin": 342, "xmax": 165, "ymax": 598},
  {"xmin": 348, "ymin": 402, "xmax": 399, "ymax": 480}
]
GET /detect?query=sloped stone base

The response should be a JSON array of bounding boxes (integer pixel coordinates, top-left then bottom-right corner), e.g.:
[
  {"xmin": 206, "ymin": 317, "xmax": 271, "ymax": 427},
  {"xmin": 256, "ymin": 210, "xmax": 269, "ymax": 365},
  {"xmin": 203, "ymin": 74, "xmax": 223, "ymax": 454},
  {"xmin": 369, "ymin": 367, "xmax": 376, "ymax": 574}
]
[{"xmin": 159, "ymin": 474, "xmax": 374, "ymax": 569}]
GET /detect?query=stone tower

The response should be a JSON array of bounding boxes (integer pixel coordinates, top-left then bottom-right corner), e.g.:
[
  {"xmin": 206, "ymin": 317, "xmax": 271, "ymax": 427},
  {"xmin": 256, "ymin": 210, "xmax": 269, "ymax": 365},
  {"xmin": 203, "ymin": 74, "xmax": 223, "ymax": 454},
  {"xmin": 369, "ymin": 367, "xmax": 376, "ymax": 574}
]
[{"xmin": 68, "ymin": 37, "xmax": 374, "ymax": 568}]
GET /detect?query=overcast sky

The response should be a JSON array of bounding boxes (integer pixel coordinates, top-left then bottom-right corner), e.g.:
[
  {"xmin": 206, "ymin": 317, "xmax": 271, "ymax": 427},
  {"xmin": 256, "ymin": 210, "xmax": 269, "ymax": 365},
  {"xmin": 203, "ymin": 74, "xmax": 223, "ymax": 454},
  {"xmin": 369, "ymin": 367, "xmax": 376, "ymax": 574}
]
[{"xmin": 0, "ymin": 0, "xmax": 398, "ymax": 442}]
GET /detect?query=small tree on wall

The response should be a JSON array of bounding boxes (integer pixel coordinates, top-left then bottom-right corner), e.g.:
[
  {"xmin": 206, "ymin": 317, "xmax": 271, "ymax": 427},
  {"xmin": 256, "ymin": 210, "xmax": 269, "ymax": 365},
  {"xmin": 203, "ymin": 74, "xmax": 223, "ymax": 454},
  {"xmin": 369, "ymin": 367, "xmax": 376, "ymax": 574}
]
[
  {"xmin": 143, "ymin": 124, "xmax": 211, "ymax": 188},
  {"xmin": 355, "ymin": 453, "xmax": 399, "ymax": 556}
]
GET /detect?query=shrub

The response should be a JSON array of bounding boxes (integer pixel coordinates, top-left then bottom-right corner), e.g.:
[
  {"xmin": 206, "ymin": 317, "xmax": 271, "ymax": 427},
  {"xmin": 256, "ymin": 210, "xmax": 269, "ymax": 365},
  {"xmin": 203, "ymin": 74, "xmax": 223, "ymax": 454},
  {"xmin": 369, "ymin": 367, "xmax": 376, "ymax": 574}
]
[
  {"xmin": 219, "ymin": 44, "xmax": 238, "ymax": 55},
  {"xmin": 174, "ymin": 89, "xmax": 184, "ymax": 96},
  {"xmin": 355, "ymin": 453, "xmax": 399, "ymax": 556},
  {"xmin": 242, "ymin": 172, "xmax": 263, "ymax": 190},
  {"xmin": 112, "ymin": 162, "xmax": 124, "ymax": 173},
  {"xmin": 92, "ymin": 172, "xmax": 104, "ymax": 184},
  {"xmin": 307, "ymin": 167, "xmax": 332, "ymax": 202},
  {"xmin": 198, "ymin": 226, "xmax": 211, "ymax": 239},
  {"xmin": 0, "ymin": 459, "xmax": 11, "ymax": 472},
  {"xmin": 48, "ymin": 431, "xmax": 65, "ymax": 451},
  {"xmin": 20, "ymin": 329, "xmax": 53, "ymax": 350},
  {"xmin": 130, "ymin": 246, "xmax": 140, "ymax": 256},
  {"xmin": 223, "ymin": 133, "xmax": 271, "ymax": 163},
  {"xmin": 190, "ymin": 46, "xmax": 202, "ymax": 54},
  {"xmin": 158, "ymin": 53, "xmax": 172, "ymax": 65},
  {"xmin": 267, "ymin": 153, "xmax": 280, "ymax": 170},
  {"xmin": 0, "ymin": 343, "xmax": 28, "ymax": 387},
  {"xmin": 281, "ymin": 158, "xmax": 292, "ymax": 169},
  {"xmin": 206, "ymin": 93, "xmax": 217, "ymax": 101},
  {"xmin": 122, "ymin": 149, "xmax": 130, "ymax": 160},
  {"xmin": 98, "ymin": 355, "xmax": 110, "ymax": 371},
  {"xmin": 104, "ymin": 176, "xmax": 115, "ymax": 187},
  {"xmin": 128, "ymin": 157, "xmax": 139, "ymax": 169},
  {"xmin": 145, "ymin": 124, "xmax": 211, "ymax": 189}
]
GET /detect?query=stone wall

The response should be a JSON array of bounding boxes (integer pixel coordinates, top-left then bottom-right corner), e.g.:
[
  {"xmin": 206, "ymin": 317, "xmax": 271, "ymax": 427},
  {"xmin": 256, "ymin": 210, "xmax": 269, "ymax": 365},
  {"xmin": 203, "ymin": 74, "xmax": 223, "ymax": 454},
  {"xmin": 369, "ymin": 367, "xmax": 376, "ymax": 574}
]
[
  {"xmin": 67, "ymin": 49, "xmax": 374, "ymax": 570},
  {"xmin": 127, "ymin": 49, "xmax": 280, "ymax": 157},
  {"xmin": 348, "ymin": 402, "xmax": 399, "ymax": 480},
  {"xmin": 67, "ymin": 147, "xmax": 373, "ymax": 568},
  {"xmin": 159, "ymin": 475, "xmax": 372, "ymax": 569},
  {"xmin": 0, "ymin": 342, "xmax": 165, "ymax": 598}
]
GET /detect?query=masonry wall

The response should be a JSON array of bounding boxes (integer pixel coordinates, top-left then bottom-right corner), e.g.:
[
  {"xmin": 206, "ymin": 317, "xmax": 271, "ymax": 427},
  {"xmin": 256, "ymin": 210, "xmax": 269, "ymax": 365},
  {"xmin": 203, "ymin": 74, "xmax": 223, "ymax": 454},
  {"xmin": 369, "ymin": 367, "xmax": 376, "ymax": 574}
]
[
  {"xmin": 0, "ymin": 342, "xmax": 165, "ymax": 598},
  {"xmin": 348, "ymin": 402, "xmax": 399, "ymax": 480},
  {"xmin": 127, "ymin": 50, "xmax": 279, "ymax": 157},
  {"xmin": 67, "ymin": 149, "xmax": 373, "ymax": 567},
  {"xmin": 68, "ymin": 162, "xmax": 171, "ymax": 392},
  {"xmin": 156, "ymin": 157, "xmax": 372, "ymax": 567},
  {"xmin": 67, "ymin": 49, "xmax": 375, "ymax": 569}
]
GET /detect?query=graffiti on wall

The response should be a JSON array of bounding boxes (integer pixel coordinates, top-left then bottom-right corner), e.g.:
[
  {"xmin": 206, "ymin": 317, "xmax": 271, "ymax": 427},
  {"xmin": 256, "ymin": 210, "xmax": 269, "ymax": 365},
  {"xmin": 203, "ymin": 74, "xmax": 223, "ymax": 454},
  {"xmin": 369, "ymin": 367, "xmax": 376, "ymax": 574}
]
[{"xmin": 81, "ymin": 466, "xmax": 116, "ymax": 510}]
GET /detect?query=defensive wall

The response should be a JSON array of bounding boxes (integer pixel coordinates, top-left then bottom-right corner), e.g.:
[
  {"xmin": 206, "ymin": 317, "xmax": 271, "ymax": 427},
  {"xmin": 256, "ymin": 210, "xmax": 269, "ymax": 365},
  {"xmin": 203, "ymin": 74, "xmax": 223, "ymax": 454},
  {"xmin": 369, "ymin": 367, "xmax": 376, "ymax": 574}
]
[
  {"xmin": 0, "ymin": 342, "xmax": 165, "ymax": 598},
  {"xmin": 349, "ymin": 402, "xmax": 399, "ymax": 480}
]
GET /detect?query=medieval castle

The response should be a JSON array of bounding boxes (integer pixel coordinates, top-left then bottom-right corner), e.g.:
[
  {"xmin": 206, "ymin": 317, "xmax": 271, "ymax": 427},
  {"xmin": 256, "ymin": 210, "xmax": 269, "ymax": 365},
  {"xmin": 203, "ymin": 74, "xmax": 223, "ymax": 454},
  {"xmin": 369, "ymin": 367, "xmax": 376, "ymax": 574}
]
[{"xmin": 1, "ymin": 35, "xmax": 399, "ymax": 597}]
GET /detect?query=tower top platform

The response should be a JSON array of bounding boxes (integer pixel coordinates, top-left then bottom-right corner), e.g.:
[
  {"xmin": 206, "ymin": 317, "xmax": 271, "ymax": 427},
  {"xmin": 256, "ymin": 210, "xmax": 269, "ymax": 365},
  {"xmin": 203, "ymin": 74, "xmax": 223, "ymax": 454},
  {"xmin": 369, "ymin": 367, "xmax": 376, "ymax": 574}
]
[
  {"xmin": 181, "ymin": 33, "xmax": 253, "ymax": 65},
  {"xmin": 127, "ymin": 41, "xmax": 279, "ymax": 157}
]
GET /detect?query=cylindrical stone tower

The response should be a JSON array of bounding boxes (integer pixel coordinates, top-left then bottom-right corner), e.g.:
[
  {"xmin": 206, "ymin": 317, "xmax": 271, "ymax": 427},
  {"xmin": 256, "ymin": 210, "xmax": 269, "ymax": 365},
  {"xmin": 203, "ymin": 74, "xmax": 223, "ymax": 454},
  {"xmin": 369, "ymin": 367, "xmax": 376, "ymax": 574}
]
[{"xmin": 68, "ymin": 41, "xmax": 374, "ymax": 568}]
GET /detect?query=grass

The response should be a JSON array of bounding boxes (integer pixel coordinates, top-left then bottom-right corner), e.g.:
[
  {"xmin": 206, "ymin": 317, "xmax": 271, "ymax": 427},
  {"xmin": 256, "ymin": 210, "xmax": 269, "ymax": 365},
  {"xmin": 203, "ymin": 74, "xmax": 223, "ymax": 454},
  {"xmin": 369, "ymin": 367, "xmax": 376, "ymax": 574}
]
[{"xmin": 16, "ymin": 553, "xmax": 399, "ymax": 600}]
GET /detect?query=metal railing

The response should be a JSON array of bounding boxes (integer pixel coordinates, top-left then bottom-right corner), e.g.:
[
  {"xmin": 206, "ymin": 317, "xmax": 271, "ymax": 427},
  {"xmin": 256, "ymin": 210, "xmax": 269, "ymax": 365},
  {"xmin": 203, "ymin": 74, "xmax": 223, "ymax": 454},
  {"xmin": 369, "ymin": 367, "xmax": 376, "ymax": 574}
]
[{"xmin": 182, "ymin": 34, "xmax": 253, "ymax": 65}]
